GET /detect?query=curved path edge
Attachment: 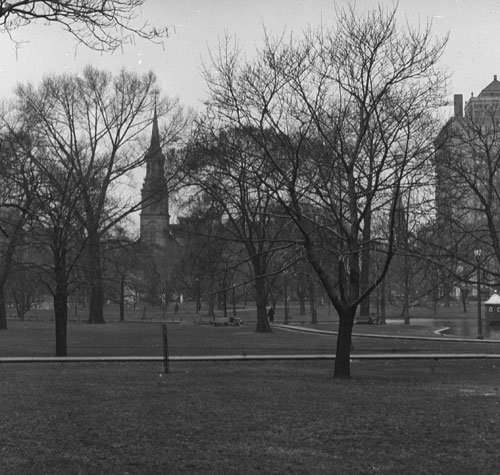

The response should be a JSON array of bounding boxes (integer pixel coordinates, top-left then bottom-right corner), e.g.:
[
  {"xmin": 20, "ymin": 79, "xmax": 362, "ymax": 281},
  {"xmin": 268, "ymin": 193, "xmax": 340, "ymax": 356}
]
[{"xmin": 272, "ymin": 323, "xmax": 500, "ymax": 343}]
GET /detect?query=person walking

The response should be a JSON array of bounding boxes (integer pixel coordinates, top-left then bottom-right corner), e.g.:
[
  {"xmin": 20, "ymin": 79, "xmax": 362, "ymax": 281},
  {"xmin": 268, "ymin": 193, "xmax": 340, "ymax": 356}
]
[{"xmin": 267, "ymin": 307, "xmax": 275, "ymax": 323}]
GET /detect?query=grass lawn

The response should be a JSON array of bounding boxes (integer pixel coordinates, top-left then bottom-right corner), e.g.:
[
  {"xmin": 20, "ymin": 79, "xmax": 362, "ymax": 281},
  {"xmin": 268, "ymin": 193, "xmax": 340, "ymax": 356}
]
[
  {"xmin": 1, "ymin": 317, "xmax": 500, "ymax": 474},
  {"xmin": 1, "ymin": 359, "xmax": 500, "ymax": 474}
]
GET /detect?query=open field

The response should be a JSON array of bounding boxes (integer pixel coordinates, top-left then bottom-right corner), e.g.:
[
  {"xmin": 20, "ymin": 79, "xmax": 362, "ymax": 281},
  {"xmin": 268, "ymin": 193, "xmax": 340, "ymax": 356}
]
[
  {"xmin": 2, "ymin": 316, "xmax": 500, "ymax": 358},
  {"xmin": 1, "ymin": 358, "xmax": 500, "ymax": 474},
  {"xmin": 2, "ymin": 318, "xmax": 500, "ymax": 474}
]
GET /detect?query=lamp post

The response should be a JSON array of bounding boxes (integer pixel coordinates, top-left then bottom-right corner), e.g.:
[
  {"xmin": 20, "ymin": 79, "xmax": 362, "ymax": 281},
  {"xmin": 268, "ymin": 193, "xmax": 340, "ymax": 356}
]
[
  {"xmin": 232, "ymin": 282, "xmax": 236, "ymax": 318},
  {"xmin": 474, "ymin": 249, "xmax": 483, "ymax": 340}
]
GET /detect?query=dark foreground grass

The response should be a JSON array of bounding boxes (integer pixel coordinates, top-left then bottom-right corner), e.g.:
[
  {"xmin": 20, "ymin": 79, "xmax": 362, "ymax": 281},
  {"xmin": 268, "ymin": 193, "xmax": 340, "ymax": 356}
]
[
  {"xmin": 1, "ymin": 359, "xmax": 500, "ymax": 474},
  {"xmin": 2, "ymin": 320, "xmax": 500, "ymax": 473}
]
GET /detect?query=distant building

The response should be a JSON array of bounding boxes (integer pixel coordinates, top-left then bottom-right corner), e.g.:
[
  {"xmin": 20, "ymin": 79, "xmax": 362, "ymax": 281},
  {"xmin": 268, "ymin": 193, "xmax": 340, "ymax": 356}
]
[
  {"xmin": 434, "ymin": 75, "xmax": 500, "ymax": 296},
  {"xmin": 463, "ymin": 75, "xmax": 500, "ymax": 120},
  {"xmin": 435, "ymin": 75, "xmax": 500, "ymax": 225},
  {"xmin": 139, "ymin": 107, "xmax": 180, "ymax": 303},
  {"xmin": 140, "ymin": 106, "xmax": 170, "ymax": 247}
]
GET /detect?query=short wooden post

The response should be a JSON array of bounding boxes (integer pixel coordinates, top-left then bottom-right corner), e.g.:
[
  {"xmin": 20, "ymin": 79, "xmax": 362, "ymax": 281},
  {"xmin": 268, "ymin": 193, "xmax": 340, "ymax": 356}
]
[{"xmin": 162, "ymin": 323, "xmax": 169, "ymax": 373}]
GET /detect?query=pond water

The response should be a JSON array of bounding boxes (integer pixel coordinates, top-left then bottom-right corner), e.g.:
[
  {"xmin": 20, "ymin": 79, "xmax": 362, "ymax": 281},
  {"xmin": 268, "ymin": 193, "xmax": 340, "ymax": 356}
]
[{"xmin": 387, "ymin": 317, "xmax": 500, "ymax": 340}]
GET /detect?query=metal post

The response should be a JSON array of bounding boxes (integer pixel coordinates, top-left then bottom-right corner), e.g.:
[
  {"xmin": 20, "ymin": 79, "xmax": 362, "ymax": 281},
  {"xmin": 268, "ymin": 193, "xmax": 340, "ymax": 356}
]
[
  {"xmin": 477, "ymin": 265, "xmax": 483, "ymax": 340},
  {"xmin": 196, "ymin": 278, "xmax": 201, "ymax": 313},
  {"xmin": 162, "ymin": 323, "xmax": 169, "ymax": 373},
  {"xmin": 475, "ymin": 249, "xmax": 483, "ymax": 340},
  {"xmin": 232, "ymin": 284, "xmax": 236, "ymax": 317},
  {"xmin": 284, "ymin": 281, "xmax": 289, "ymax": 324}
]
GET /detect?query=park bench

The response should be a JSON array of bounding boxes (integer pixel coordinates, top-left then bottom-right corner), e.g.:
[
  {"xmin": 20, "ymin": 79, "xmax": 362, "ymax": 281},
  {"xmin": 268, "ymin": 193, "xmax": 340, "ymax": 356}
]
[{"xmin": 212, "ymin": 316, "xmax": 242, "ymax": 326}]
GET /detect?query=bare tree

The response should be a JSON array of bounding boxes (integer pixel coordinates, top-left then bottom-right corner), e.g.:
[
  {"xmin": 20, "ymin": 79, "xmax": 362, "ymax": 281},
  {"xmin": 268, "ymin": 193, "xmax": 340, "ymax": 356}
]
[
  {"xmin": 28, "ymin": 149, "xmax": 87, "ymax": 356},
  {"xmin": 13, "ymin": 66, "xmax": 189, "ymax": 324},
  {"xmin": 0, "ymin": 131, "xmax": 35, "ymax": 329},
  {"xmin": 186, "ymin": 126, "xmax": 295, "ymax": 332},
  {"xmin": 0, "ymin": 0, "xmax": 168, "ymax": 51},
  {"xmin": 104, "ymin": 225, "xmax": 138, "ymax": 322},
  {"xmin": 171, "ymin": 196, "xmax": 229, "ymax": 317},
  {"xmin": 204, "ymin": 5, "xmax": 447, "ymax": 378},
  {"xmin": 8, "ymin": 259, "xmax": 45, "ymax": 320}
]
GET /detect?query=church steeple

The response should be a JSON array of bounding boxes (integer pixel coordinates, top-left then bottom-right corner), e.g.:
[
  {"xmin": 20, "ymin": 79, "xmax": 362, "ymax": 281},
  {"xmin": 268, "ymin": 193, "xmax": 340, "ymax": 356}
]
[
  {"xmin": 146, "ymin": 104, "xmax": 163, "ymax": 178},
  {"xmin": 140, "ymin": 106, "xmax": 170, "ymax": 249},
  {"xmin": 150, "ymin": 103, "xmax": 161, "ymax": 151}
]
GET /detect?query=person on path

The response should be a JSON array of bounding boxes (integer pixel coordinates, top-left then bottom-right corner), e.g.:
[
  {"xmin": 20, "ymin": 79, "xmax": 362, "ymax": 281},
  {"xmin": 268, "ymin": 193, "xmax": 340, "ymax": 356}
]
[{"xmin": 267, "ymin": 307, "xmax": 275, "ymax": 323}]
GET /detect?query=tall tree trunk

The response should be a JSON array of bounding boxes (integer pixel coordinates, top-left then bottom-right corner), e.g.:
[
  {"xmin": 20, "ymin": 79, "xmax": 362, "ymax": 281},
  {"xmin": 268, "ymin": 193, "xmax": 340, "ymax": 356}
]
[
  {"xmin": 54, "ymin": 250, "xmax": 68, "ymax": 356},
  {"xmin": 380, "ymin": 278, "xmax": 386, "ymax": 324},
  {"xmin": 309, "ymin": 280, "xmax": 317, "ymax": 324},
  {"xmin": 255, "ymin": 275, "xmax": 271, "ymax": 333},
  {"xmin": 87, "ymin": 236, "xmax": 105, "ymax": 323},
  {"xmin": 334, "ymin": 307, "xmax": 356, "ymax": 379},
  {"xmin": 284, "ymin": 280, "xmax": 289, "ymax": 324},
  {"xmin": 88, "ymin": 276, "xmax": 105, "ymax": 323},
  {"xmin": 402, "ymin": 253, "xmax": 410, "ymax": 324},
  {"xmin": 299, "ymin": 296, "xmax": 306, "ymax": 316},
  {"xmin": 208, "ymin": 277, "xmax": 216, "ymax": 317},
  {"xmin": 296, "ymin": 280, "xmax": 306, "ymax": 315},
  {"xmin": 0, "ymin": 212, "xmax": 26, "ymax": 330},
  {"xmin": 119, "ymin": 275, "xmax": 125, "ymax": 322},
  {"xmin": 0, "ymin": 285, "xmax": 7, "ymax": 330},
  {"xmin": 460, "ymin": 287, "xmax": 468, "ymax": 313},
  {"xmin": 359, "ymin": 212, "xmax": 372, "ymax": 320},
  {"xmin": 196, "ymin": 278, "xmax": 201, "ymax": 313},
  {"xmin": 54, "ymin": 288, "xmax": 68, "ymax": 357},
  {"xmin": 432, "ymin": 274, "xmax": 439, "ymax": 315}
]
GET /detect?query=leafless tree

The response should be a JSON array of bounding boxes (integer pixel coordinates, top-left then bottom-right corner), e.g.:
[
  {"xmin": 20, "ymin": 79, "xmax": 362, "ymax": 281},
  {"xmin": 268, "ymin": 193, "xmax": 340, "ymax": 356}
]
[
  {"xmin": 170, "ymin": 196, "xmax": 229, "ymax": 317},
  {"xmin": 204, "ymin": 4, "xmax": 447, "ymax": 378},
  {"xmin": 0, "ymin": 131, "xmax": 35, "ymax": 329},
  {"xmin": 186, "ymin": 126, "xmax": 296, "ymax": 332},
  {"xmin": 27, "ymin": 148, "xmax": 87, "ymax": 356},
  {"xmin": 104, "ymin": 225, "xmax": 138, "ymax": 322},
  {"xmin": 0, "ymin": 0, "xmax": 168, "ymax": 51},
  {"xmin": 11, "ymin": 66, "xmax": 189, "ymax": 325}
]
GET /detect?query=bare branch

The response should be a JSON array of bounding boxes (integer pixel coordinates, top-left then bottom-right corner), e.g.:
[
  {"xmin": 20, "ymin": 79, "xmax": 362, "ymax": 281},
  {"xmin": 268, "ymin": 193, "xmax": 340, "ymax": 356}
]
[{"xmin": 0, "ymin": 0, "xmax": 169, "ymax": 51}]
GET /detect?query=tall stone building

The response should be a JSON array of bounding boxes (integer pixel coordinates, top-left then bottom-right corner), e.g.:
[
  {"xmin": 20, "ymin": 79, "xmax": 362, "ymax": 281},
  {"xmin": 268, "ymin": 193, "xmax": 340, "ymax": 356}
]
[
  {"xmin": 435, "ymin": 75, "xmax": 500, "ymax": 226},
  {"xmin": 434, "ymin": 76, "xmax": 500, "ymax": 298},
  {"xmin": 462, "ymin": 74, "xmax": 500, "ymax": 120}
]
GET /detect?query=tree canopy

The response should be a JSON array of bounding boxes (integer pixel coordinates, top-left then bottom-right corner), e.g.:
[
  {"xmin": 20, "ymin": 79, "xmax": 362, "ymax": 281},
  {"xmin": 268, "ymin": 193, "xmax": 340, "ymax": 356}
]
[{"xmin": 203, "ymin": 4, "xmax": 448, "ymax": 377}]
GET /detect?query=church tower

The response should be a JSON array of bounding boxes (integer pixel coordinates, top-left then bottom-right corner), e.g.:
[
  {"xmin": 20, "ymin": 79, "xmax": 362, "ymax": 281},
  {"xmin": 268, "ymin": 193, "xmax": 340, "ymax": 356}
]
[{"xmin": 140, "ymin": 107, "xmax": 170, "ymax": 249}]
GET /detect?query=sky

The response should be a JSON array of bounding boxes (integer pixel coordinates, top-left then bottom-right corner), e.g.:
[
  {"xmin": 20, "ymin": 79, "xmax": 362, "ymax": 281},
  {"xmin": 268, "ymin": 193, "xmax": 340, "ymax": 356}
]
[
  {"xmin": 1, "ymin": 0, "xmax": 500, "ymax": 114},
  {"xmin": 1, "ymin": 0, "xmax": 498, "ymax": 228}
]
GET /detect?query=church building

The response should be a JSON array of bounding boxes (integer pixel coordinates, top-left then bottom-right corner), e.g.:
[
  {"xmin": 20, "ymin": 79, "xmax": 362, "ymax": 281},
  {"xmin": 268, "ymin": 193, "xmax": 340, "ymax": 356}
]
[
  {"xmin": 140, "ymin": 106, "xmax": 170, "ymax": 248},
  {"xmin": 138, "ymin": 107, "xmax": 180, "ymax": 302}
]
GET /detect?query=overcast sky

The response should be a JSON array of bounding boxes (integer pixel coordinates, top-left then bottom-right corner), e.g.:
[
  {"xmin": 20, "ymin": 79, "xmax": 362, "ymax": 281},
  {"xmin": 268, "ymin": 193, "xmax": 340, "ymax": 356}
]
[{"xmin": 1, "ymin": 0, "xmax": 499, "ymax": 113}]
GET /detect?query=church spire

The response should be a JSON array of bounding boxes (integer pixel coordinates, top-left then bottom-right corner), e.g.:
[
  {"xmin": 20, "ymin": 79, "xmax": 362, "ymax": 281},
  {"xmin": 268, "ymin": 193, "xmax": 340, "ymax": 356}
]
[
  {"xmin": 150, "ymin": 102, "xmax": 160, "ymax": 151},
  {"xmin": 140, "ymin": 100, "xmax": 170, "ymax": 247}
]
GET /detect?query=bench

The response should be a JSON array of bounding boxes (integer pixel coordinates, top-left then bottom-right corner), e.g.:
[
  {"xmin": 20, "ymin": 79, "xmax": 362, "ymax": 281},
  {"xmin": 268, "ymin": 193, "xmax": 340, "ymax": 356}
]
[{"xmin": 212, "ymin": 316, "xmax": 242, "ymax": 326}]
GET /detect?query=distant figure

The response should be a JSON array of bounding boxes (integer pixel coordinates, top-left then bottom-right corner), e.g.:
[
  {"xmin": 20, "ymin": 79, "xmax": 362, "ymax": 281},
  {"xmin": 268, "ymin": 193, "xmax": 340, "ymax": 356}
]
[
  {"xmin": 267, "ymin": 307, "xmax": 275, "ymax": 323},
  {"xmin": 174, "ymin": 301, "xmax": 179, "ymax": 314}
]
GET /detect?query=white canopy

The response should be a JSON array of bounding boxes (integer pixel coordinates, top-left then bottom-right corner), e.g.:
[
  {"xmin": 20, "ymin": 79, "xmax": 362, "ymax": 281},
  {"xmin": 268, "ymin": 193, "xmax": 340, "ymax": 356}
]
[{"xmin": 484, "ymin": 291, "xmax": 500, "ymax": 304}]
